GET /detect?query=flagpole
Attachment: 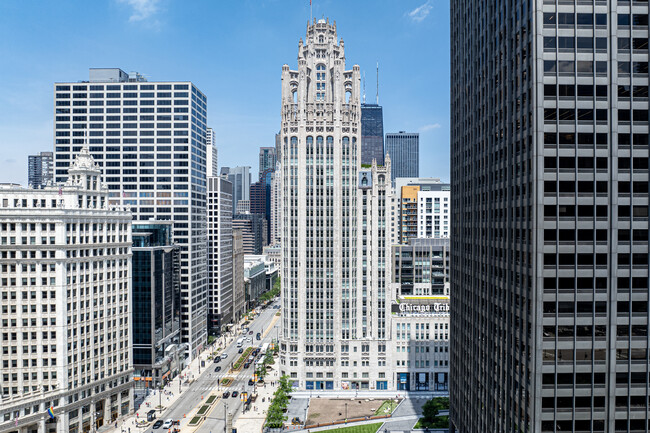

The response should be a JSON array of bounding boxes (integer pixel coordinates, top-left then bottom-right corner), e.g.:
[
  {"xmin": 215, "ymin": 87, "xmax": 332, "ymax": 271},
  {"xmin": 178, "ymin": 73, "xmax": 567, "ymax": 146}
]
[{"xmin": 310, "ymin": 0, "xmax": 312, "ymax": 25}]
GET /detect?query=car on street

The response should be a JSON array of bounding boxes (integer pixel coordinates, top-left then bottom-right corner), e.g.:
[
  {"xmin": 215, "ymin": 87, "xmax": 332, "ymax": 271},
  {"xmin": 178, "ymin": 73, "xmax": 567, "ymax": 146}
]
[
  {"xmin": 222, "ymin": 391, "xmax": 230, "ymax": 398},
  {"xmin": 256, "ymin": 332, "xmax": 261, "ymax": 340},
  {"xmin": 248, "ymin": 379, "xmax": 255, "ymax": 386},
  {"xmin": 231, "ymin": 391, "xmax": 239, "ymax": 398},
  {"xmin": 153, "ymin": 420, "xmax": 164, "ymax": 429},
  {"xmin": 238, "ymin": 348, "xmax": 244, "ymax": 353},
  {"xmin": 162, "ymin": 419, "xmax": 173, "ymax": 430},
  {"xmin": 214, "ymin": 366, "xmax": 221, "ymax": 372},
  {"xmin": 243, "ymin": 362, "xmax": 250, "ymax": 369},
  {"xmin": 221, "ymin": 353, "xmax": 228, "ymax": 359},
  {"xmin": 249, "ymin": 331, "xmax": 253, "ymax": 335}
]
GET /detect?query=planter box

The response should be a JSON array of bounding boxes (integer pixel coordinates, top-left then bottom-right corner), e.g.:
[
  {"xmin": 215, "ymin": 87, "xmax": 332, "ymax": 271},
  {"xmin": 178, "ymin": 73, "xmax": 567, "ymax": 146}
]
[{"xmin": 188, "ymin": 416, "xmax": 202, "ymax": 426}]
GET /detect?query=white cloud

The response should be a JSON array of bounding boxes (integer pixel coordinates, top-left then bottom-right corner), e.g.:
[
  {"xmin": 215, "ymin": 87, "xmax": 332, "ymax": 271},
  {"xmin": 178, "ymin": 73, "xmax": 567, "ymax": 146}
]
[
  {"xmin": 420, "ymin": 123, "xmax": 441, "ymax": 131},
  {"xmin": 117, "ymin": 0, "xmax": 160, "ymax": 22},
  {"xmin": 407, "ymin": 1, "xmax": 433, "ymax": 23}
]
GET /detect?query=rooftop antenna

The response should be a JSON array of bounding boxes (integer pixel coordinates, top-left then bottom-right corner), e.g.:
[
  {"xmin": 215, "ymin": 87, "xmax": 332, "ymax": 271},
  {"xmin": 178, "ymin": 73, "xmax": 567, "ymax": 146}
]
[
  {"xmin": 376, "ymin": 62, "xmax": 379, "ymax": 105},
  {"xmin": 363, "ymin": 71, "xmax": 366, "ymax": 104}
]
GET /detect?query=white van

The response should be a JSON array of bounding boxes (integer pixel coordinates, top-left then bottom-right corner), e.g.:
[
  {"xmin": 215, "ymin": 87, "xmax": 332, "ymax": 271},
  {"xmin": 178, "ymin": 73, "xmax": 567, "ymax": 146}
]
[{"xmin": 236, "ymin": 338, "xmax": 244, "ymax": 348}]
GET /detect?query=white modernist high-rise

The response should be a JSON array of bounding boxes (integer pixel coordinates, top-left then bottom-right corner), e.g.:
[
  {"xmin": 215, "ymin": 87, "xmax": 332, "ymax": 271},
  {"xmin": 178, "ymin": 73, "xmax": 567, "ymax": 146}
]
[
  {"xmin": 279, "ymin": 19, "xmax": 392, "ymax": 390},
  {"xmin": 207, "ymin": 176, "xmax": 233, "ymax": 335},
  {"xmin": 0, "ymin": 149, "xmax": 133, "ymax": 433},
  {"xmin": 52, "ymin": 68, "xmax": 208, "ymax": 359},
  {"xmin": 206, "ymin": 128, "xmax": 218, "ymax": 177}
]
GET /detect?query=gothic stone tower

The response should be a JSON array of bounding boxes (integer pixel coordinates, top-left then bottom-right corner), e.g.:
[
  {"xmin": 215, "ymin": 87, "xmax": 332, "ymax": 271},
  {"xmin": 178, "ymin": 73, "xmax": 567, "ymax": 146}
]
[{"xmin": 278, "ymin": 19, "xmax": 392, "ymax": 391}]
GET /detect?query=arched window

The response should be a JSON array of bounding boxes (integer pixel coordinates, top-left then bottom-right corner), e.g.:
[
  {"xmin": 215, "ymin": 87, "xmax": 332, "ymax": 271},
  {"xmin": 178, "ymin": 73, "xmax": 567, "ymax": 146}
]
[
  {"xmin": 290, "ymin": 136, "xmax": 298, "ymax": 156},
  {"xmin": 316, "ymin": 64, "xmax": 325, "ymax": 71},
  {"xmin": 319, "ymin": 35, "xmax": 324, "ymax": 43}
]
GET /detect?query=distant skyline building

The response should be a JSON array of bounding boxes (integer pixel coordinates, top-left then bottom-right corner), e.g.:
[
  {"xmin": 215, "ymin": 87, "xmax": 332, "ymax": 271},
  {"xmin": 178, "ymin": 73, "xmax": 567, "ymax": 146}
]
[
  {"xmin": 258, "ymin": 147, "xmax": 276, "ymax": 179},
  {"xmin": 235, "ymin": 199, "xmax": 250, "ymax": 214},
  {"xmin": 391, "ymin": 178, "xmax": 449, "ymax": 244},
  {"xmin": 360, "ymin": 103, "xmax": 384, "ymax": 166},
  {"xmin": 279, "ymin": 19, "xmax": 393, "ymax": 390},
  {"xmin": 249, "ymin": 181, "xmax": 266, "ymax": 215},
  {"xmin": 385, "ymin": 132, "xmax": 419, "ymax": 180},
  {"xmin": 231, "ymin": 228, "xmax": 245, "ymax": 321},
  {"xmin": 206, "ymin": 128, "xmax": 218, "ymax": 176},
  {"xmin": 207, "ymin": 177, "xmax": 234, "ymax": 336},
  {"xmin": 52, "ymin": 68, "xmax": 209, "ymax": 359},
  {"xmin": 131, "ymin": 221, "xmax": 183, "ymax": 390},
  {"xmin": 27, "ymin": 151, "xmax": 53, "ymax": 188},
  {"xmin": 243, "ymin": 256, "xmax": 266, "ymax": 310},
  {"xmin": 0, "ymin": 149, "xmax": 133, "ymax": 433},
  {"xmin": 269, "ymin": 166, "xmax": 280, "ymax": 245},
  {"xmin": 251, "ymin": 168, "xmax": 274, "ymax": 242},
  {"xmin": 233, "ymin": 213, "xmax": 265, "ymax": 255},
  {"xmin": 223, "ymin": 166, "xmax": 251, "ymax": 216},
  {"xmin": 274, "ymin": 133, "xmax": 281, "ymax": 160}
]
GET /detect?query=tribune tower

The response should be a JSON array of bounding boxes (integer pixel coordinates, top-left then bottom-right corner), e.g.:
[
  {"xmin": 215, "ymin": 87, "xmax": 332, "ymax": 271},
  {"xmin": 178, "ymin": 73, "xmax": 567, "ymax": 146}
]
[{"xmin": 278, "ymin": 19, "xmax": 392, "ymax": 391}]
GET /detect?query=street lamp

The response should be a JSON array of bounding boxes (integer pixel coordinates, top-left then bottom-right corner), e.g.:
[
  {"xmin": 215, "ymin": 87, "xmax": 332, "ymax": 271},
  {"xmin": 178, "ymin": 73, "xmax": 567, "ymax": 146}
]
[
  {"xmin": 223, "ymin": 402, "xmax": 228, "ymax": 433},
  {"xmin": 345, "ymin": 402, "xmax": 348, "ymax": 423}
]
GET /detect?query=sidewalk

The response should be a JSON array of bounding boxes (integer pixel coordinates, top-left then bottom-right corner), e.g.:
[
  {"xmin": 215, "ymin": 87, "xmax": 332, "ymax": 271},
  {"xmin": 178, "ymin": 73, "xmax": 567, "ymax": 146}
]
[
  {"xmin": 232, "ymin": 313, "xmax": 282, "ymax": 433},
  {"xmin": 97, "ymin": 328, "xmax": 248, "ymax": 433},
  {"xmin": 232, "ymin": 357, "xmax": 280, "ymax": 433},
  {"xmin": 97, "ymin": 354, "xmax": 203, "ymax": 433},
  {"xmin": 98, "ymin": 310, "xmax": 273, "ymax": 433}
]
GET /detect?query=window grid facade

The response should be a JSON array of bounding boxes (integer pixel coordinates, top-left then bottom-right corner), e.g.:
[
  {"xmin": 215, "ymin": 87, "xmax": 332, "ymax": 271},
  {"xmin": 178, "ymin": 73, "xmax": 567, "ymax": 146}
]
[
  {"xmin": 385, "ymin": 132, "xmax": 419, "ymax": 181},
  {"xmin": 0, "ymin": 150, "xmax": 132, "ymax": 433},
  {"xmin": 52, "ymin": 68, "xmax": 208, "ymax": 358},
  {"xmin": 451, "ymin": 2, "xmax": 650, "ymax": 433},
  {"xmin": 207, "ymin": 177, "xmax": 233, "ymax": 335}
]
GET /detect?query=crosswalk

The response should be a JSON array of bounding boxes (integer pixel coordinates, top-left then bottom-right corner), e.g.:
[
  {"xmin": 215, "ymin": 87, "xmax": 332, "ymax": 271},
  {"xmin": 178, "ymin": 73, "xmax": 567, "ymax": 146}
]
[{"xmin": 191, "ymin": 385, "xmax": 250, "ymax": 394}]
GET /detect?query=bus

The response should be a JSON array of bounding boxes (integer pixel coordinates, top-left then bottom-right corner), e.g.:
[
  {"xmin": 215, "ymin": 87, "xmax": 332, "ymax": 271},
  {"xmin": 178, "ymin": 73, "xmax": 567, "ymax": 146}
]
[
  {"xmin": 260, "ymin": 343, "xmax": 270, "ymax": 355},
  {"xmin": 236, "ymin": 338, "xmax": 244, "ymax": 348}
]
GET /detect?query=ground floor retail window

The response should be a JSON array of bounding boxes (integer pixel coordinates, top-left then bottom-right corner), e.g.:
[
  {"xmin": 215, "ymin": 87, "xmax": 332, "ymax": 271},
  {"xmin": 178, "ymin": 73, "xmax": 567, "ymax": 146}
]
[{"xmin": 305, "ymin": 381, "xmax": 333, "ymax": 390}]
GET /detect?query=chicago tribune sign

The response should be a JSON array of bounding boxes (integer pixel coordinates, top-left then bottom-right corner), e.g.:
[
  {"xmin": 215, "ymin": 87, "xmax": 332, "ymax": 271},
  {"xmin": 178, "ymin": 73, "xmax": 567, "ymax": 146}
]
[{"xmin": 392, "ymin": 302, "xmax": 450, "ymax": 314}]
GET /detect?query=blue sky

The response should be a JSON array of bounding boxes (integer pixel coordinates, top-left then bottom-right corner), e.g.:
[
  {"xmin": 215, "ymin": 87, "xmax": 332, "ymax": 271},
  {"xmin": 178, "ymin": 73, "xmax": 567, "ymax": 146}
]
[{"xmin": 0, "ymin": 0, "xmax": 450, "ymax": 184}]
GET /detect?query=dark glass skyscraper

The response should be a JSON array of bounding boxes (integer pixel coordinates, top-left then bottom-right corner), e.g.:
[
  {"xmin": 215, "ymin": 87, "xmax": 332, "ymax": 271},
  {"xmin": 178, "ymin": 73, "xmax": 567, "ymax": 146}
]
[
  {"xmin": 361, "ymin": 103, "xmax": 384, "ymax": 166},
  {"xmin": 451, "ymin": 2, "xmax": 650, "ymax": 433},
  {"xmin": 132, "ymin": 221, "xmax": 182, "ymax": 388},
  {"xmin": 386, "ymin": 131, "xmax": 419, "ymax": 180}
]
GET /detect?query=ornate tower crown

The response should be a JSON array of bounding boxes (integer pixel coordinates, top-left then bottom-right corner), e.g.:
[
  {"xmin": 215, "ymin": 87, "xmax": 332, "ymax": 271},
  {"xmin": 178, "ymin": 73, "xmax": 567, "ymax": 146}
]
[{"xmin": 65, "ymin": 146, "xmax": 103, "ymax": 191}]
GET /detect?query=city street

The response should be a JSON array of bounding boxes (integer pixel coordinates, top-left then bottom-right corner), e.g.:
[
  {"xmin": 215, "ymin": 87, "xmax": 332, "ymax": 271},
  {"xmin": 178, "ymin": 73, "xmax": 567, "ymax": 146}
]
[{"xmin": 138, "ymin": 302, "xmax": 280, "ymax": 433}]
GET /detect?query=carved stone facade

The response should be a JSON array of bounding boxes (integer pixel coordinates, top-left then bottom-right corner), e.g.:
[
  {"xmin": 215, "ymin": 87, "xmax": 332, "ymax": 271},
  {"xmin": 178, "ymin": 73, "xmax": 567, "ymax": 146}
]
[
  {"xmin": 278, "ymin": 19, "xmax": 393, "ymax": 390},
  {"xmin": 0, "ymin": 149, "xmax": 132, "ymax": 433}
]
